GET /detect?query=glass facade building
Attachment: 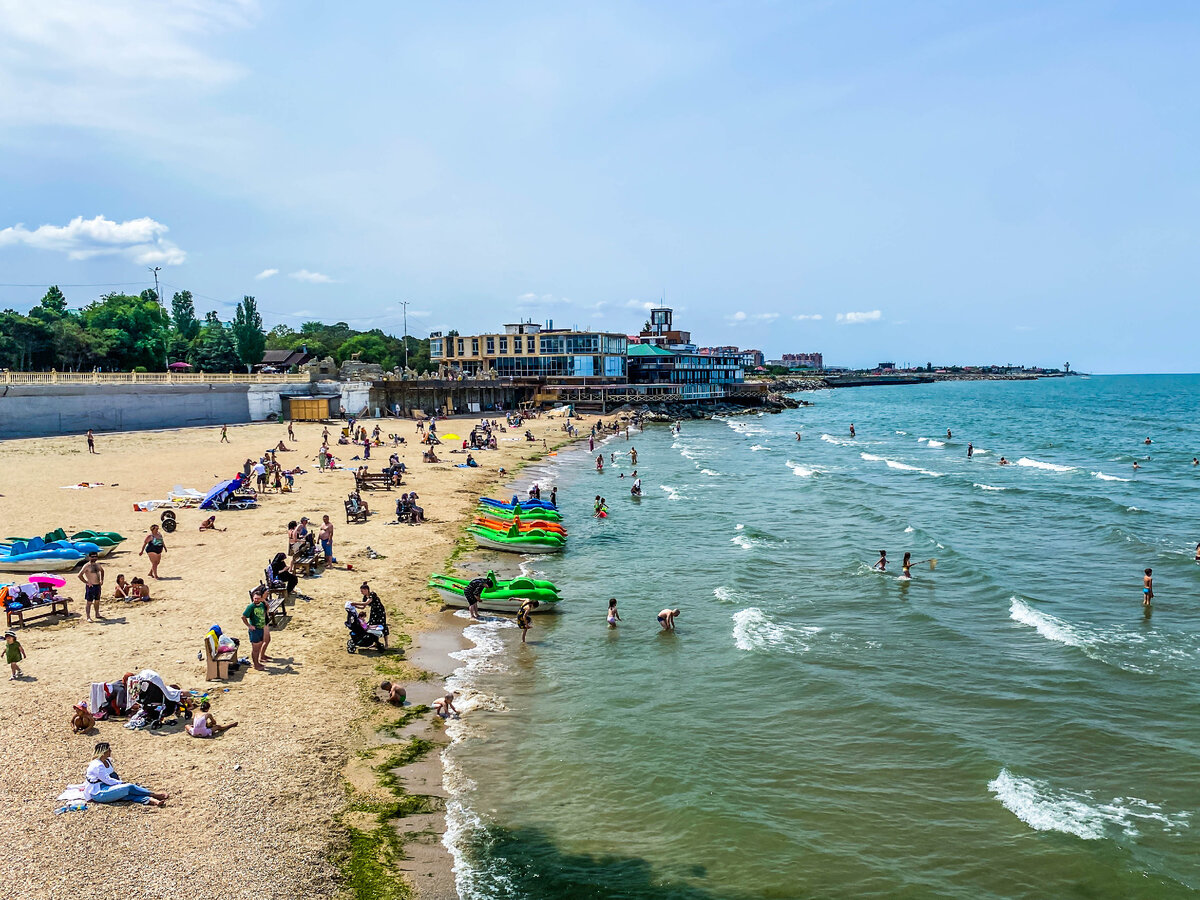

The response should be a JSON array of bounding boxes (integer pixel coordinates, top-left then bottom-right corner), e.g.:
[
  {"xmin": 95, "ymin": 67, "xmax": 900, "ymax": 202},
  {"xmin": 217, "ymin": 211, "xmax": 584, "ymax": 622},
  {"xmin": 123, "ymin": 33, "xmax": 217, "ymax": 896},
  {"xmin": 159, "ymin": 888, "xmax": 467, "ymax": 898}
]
[{"xmin": 430, "ymin": 323, "xmax": 628, "ymax": 382}]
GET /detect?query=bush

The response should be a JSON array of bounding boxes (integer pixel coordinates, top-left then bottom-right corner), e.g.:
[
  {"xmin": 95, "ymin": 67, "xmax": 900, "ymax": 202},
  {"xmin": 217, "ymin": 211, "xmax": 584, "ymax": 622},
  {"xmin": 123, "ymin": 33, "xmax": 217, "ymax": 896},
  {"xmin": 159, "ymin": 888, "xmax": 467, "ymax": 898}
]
[{"xmin": 133, "ymin": 366, "xmax": 148, "ymax": 373}]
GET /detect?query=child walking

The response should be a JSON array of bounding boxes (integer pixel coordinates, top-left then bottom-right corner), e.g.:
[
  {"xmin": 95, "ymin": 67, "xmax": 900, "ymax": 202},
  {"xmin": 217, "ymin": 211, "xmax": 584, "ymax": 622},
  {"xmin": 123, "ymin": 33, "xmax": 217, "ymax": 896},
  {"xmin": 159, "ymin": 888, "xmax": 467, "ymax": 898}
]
[
  {"xmin": 6, "ymin": 630, "xmax": 26, "ymax": 680},
  {"xmin": 607, "ymin": 598, "xmax": 621, "ymax": 628}
]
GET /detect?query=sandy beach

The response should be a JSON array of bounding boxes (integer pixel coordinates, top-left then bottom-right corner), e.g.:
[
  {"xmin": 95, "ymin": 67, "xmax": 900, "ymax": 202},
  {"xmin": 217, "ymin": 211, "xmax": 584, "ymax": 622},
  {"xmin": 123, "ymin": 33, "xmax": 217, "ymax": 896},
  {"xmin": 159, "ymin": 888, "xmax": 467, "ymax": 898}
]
[{"xmin": 0, "ymin": 413, "xmax": 574, "ymax": 900}]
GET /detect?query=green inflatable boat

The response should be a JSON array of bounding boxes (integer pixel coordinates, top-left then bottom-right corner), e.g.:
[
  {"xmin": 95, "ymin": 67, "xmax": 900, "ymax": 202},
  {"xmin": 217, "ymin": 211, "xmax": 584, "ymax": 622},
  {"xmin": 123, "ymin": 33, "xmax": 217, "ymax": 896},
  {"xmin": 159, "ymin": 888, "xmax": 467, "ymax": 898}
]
[
  {"xmin": 468, "ymin": 525, "xmax": 565, "ymax": 554},
  {"xmin": 474, "ymin": 505, "xmax": 563, "ymax": 523},
  {"xmin": 428, "ymin": 572, "xmax": 561, "ymax": 612}
]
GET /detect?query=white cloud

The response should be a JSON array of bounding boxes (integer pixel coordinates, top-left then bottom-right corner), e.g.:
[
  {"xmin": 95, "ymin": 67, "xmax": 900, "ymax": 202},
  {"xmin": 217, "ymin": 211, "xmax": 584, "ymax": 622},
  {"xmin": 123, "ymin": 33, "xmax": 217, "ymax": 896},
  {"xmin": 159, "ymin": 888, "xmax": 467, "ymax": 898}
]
[
  {"xmin": 255, "ymin": 268, "xmax": 278, "ymax": 280},
  {"xmin": 0, "ymin": 214, "xmax": 186, "ymax": 265},
  {"xmin": 726, "ymin": 311, "xmax": 778, "ymax": 325},
  {"xmin": 625, "ymin": 299, "xmax": 655, "ymax": 311},
  {"xmin": 289, "ymin": 269, "xmax": 333, "ymax": 283},
  {"xmin": 793, "ymin": 313, "xmax": 823, "ymax": 321},
  {"xmin": 408, "ymin": 309, "xmax": 431, "ymax": 318},
  {"xmin": 836, "ymin": 310, "xmax": 882, "ymax": 325},
  {"xmin": 0, "ymin": 0, "xmax": 255, "ymax": 131}
]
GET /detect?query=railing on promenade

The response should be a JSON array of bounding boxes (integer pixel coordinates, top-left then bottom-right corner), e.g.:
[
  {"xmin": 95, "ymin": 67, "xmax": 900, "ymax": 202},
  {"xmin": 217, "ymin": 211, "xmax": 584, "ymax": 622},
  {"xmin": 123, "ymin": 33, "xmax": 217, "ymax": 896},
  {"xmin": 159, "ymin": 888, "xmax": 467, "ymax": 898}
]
[{"xmin": 0, "ymin": 370, "xmax": 310, "ymax": 385}]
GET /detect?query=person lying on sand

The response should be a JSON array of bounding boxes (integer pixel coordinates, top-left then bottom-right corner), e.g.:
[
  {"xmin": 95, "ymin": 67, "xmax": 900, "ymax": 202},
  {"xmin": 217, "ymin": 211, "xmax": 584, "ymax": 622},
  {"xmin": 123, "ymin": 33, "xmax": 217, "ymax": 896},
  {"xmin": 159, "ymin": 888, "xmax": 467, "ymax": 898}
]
[
  {"xmin": 185, "ymin": 701, "xmax": 237, "ymax": 737},
  {"xmin": 199, "ymin": 515, "xmax": 226, "ymax": 532}
]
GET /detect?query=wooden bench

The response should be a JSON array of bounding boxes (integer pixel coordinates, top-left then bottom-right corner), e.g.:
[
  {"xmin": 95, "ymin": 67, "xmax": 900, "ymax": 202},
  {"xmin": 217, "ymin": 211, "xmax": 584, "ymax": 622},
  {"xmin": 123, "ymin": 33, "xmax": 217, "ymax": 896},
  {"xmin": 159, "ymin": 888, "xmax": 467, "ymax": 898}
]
[
  {"xmin": 355, "ymin": 472, "xmax": 394, "ymax": 491},
  {"xmin": 6, "ymin": 598, "xmax": 72, "ymax": 628},
  {"xmin": 345, "ymin": 496, "xmax": 369, "ymax": 524},
  {"xmin": 204, "ymin": 639, "xmax": 238, "ymax": 681},
  {"xmin": 248, "ymin": 586, "xmax": 288, "ymax": 626}
]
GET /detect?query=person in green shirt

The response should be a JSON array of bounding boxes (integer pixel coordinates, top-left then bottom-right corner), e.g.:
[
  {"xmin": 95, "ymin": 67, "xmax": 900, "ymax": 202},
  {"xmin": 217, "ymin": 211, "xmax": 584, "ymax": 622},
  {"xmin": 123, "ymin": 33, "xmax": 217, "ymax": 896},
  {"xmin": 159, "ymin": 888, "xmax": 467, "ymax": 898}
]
[{"xmin": 241, "ymin": 589, "xmax": 268, "ymax": 670}]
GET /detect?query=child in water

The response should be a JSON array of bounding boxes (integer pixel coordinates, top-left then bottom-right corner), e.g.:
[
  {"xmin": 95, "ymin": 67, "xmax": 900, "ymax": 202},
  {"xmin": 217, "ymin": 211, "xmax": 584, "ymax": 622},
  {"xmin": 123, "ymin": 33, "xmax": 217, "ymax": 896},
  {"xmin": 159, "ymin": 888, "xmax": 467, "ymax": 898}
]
[
  {"xmin": 607, "ymin": 598, "xmax": 621, "ymax": 628},
  {"xmin": 873, "ymin": 550, "xmax": 887, "ymax": 572},
  {"xmin": 1143, "ymin": 568, "xmax": 1154, "ymax": 607},
  {"xmin": 901, "ymin": 552, "xmax": 912, "ymax": 580}
]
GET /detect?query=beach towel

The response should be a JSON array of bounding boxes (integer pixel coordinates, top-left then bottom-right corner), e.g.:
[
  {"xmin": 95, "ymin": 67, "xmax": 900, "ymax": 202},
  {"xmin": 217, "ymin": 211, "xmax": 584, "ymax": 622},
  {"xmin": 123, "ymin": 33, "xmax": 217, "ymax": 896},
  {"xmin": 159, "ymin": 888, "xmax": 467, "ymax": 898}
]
[
  {"xmin": 57, "ymin": 786, "xmax": 87, "ymax": 803},
  {"xmin": 89, "ymin": 682, "xmax": 107, "ymax": 715}
]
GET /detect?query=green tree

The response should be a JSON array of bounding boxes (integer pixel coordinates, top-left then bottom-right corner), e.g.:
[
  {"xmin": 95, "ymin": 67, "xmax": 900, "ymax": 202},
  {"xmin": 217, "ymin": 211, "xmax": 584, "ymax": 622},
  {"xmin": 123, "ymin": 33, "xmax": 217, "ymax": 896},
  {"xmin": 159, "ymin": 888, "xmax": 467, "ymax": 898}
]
[
  {"xmin": 336, "ymin": 333, "xmax": 393, "ymax": 368},
  {"xmin": 191, "ymin": 312, "xmax": 241, "ymax": 371},
  {"xmin": 38, "ymin": 285, "xmax": 68, "ymax": 316},
  {"xmin": 82, "ymin": 292, "xmax": 169, "ymax": 370},
  {"xmin": 232, "ymin": 295, "xmax": 266, "ymax": 372},
  {"xmin": 265, "ymin": 324, "xmax": 296, "ymax": 349},
  {"xmin": 171, "ymin": 290, "xmax": 200, "ymax": 341}
]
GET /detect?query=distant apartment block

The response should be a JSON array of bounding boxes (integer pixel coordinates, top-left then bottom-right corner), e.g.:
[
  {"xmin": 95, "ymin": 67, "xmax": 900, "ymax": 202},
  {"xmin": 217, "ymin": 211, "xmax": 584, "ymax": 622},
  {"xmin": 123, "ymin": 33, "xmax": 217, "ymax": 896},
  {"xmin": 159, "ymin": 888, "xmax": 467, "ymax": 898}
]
[
  {"xmin": 781, "ymin": 352, "xmax": 823, "ymax": 369},
  {"xmin": 699, "ymin": 346, "xmax": 765, "ymax": 369}
]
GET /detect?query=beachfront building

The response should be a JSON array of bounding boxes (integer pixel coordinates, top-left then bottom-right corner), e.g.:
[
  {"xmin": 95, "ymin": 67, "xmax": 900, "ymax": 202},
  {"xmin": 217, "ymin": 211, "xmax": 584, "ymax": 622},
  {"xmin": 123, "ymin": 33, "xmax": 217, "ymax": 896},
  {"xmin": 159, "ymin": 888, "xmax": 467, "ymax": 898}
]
[
  {"xmin": 625, "ymin": 307, "xmax": 746, "ymax": 399},
  {"xmin": 428, "ymin": 322, "xmax": 628, "ymax": 382}
]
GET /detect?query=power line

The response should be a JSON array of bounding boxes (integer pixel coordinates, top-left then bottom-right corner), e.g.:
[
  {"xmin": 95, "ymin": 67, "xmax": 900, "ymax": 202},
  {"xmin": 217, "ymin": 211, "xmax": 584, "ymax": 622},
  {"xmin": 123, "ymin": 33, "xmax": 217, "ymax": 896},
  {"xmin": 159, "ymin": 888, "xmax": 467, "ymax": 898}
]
[{"xmin": 0, "ymin": 281, "xmax": 150, "ymax": 288}]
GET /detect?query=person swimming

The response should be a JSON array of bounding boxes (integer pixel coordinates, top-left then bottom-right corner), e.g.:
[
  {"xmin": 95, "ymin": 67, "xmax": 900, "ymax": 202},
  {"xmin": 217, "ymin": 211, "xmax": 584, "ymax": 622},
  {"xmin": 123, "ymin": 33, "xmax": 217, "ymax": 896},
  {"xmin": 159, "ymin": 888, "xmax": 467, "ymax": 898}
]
[
  {"xmin": 999, "ymin": 457, "xmax": 1010, "ymax": 465},
  {"xmin": 849, "ymin": 424, "xmax": 856, "ymax": 438},
  {"xmin": 967, "ymin": 442, "xmax": 974, "ymax": 459},
  {"xmin": 900, "ymin": 552, "xmax": 912, "ymax": 580}
]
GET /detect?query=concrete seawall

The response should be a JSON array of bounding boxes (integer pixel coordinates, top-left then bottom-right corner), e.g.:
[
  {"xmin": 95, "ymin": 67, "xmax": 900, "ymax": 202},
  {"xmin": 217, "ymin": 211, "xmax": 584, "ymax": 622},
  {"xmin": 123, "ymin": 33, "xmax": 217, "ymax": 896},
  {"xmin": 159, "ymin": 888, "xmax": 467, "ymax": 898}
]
[{"xmin": 0, "ymin": 383, "xmax": 339, "ymax": 438}]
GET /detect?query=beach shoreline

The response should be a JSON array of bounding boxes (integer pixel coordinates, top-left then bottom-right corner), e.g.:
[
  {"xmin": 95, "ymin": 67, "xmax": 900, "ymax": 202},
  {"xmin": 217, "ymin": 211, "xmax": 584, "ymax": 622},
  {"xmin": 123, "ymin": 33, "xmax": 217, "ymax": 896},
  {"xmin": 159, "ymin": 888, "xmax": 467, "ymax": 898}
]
[{"xmin": 0, "ymin": 412, "xmax": 582, "ymax": 900}]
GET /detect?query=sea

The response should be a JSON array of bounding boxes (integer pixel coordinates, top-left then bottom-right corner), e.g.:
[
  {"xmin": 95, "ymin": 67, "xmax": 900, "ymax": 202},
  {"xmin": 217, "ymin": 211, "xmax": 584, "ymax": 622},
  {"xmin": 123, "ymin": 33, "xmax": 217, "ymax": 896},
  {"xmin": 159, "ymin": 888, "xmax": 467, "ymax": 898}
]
[{"xmin": 441, "ymin": 375, "xmax": 1200, "ymax": 899}]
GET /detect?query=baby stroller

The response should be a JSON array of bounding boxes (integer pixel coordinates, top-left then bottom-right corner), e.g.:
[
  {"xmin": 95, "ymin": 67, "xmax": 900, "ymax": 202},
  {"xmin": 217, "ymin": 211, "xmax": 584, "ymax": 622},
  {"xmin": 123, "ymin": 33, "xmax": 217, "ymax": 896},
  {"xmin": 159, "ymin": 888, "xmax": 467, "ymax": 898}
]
[{"xmin": 345, "ymin": 604, "xmax": 384, "ymax": 653}]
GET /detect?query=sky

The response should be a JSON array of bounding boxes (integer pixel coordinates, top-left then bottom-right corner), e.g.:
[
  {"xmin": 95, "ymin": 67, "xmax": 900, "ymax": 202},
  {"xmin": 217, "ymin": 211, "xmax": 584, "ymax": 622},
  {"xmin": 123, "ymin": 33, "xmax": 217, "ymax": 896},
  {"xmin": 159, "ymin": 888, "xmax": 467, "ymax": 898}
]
[{"xmin": 1, "ymin": 1, "xmax": 1198, "ymax": 372}]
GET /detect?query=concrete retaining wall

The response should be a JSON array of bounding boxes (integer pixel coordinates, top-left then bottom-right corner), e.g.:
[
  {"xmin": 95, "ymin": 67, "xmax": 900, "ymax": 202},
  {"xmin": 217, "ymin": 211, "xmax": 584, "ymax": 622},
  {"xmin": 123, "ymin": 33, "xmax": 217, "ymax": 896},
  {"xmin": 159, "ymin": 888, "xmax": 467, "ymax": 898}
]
[{"xmin": 0, "ymin": 383, "xmax": 254, "ymax": 438}]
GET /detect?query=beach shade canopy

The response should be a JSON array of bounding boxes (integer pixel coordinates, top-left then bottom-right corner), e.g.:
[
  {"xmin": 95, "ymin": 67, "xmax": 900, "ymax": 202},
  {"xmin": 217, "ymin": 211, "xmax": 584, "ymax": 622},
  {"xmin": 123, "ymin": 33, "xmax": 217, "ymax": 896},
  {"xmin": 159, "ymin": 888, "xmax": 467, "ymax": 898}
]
[
  {"xmin": 200, "ymin": 479, "xmax": 236, "ymax": 510},
  {"xmin": 441, "ymin": 433, "xmax": 461, "ymax": 441},
  {"xmin": 168, "ymin": 361, "xmax": 193, "ymax": 369},
  {"xmin": 28, "ymin": 573, "xmax": 68, "ymax": 587}
]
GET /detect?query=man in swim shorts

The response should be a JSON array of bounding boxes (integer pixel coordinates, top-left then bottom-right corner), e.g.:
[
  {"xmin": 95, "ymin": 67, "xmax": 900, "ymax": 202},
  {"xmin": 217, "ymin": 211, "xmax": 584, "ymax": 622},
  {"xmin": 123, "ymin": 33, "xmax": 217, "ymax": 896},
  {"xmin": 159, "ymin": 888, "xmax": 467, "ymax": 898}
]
[
  {"xmin": 1143, "ymin": 568, "xmax": 1153, "ymax": 607},
  {"xmin": 78, "ymin": 551, "xmax": 105, "ymax": 621}
]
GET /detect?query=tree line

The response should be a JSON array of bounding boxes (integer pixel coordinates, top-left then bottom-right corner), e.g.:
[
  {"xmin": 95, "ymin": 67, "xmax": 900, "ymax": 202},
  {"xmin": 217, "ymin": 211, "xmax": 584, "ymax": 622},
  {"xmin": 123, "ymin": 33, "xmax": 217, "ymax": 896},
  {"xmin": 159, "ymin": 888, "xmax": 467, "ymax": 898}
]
[{"xmin": 0, "ymin": 286, "xmax": 431, "ymax": 373}]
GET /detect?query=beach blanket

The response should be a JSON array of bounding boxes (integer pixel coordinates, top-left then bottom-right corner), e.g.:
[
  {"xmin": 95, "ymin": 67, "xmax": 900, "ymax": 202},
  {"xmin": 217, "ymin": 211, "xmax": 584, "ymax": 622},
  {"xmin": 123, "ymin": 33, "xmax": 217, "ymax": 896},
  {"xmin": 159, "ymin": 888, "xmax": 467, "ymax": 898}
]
[
  {"xmin": 60, "ymin": 482, "xmax": 105, "ymax": 490},
  {"xmin": 57, "ymin": 786, "xmax": 87, "ymax": 803},
  {"xmin": 130, "ymin": 669, "xmax": 181, "ymax": 703}
]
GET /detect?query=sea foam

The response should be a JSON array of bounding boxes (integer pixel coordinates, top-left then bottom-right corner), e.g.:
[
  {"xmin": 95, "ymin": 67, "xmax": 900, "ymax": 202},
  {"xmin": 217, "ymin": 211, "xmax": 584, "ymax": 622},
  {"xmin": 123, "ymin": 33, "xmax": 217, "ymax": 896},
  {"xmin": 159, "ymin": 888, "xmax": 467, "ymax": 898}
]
[
  {"xmin": 1092, "ymin": 471, "xmax": 1131, "ymax": 482},
  {"xmin": 1016, "ymin": 457, "xmax": 1075, "ymax": 473},
  {"xmin": 786, "ymin": 460, "xmax": 820, "ymax": 478},
  {"xmin": 988, "ymin": 768, "xmax": 1191, "ymax": 840},
  {"xmin": 659, "ymin": 485, "xmax": 685, "ymax": 501},
  {"xmin": 732, "ymin": 607, "xmax": 821, "ymax": 653},
  {"xmin": 821, "ymin": 433, "xmax": 853, "ymax": 446},
  {"xmin": 973, "ymin": 483, "xmax": 1007, "ymax": 491},
  {"xmin": 861, "ymin": 452, "xmax": 943, "ymax": 477}
]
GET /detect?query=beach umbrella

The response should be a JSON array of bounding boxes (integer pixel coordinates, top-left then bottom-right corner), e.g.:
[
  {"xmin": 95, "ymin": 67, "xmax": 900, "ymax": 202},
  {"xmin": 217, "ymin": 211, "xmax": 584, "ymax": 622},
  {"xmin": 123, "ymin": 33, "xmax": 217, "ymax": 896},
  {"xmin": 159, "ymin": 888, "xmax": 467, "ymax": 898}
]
[
  {"xmin": 28, "ymin": 573, "xmax": 68, "ymax": 587},
  {"xmin": 168, "ymin": 361, "xmax": 193, "ymax": 369},
  {"xmin": 442, "ymin": 433, "xmax": 461, "ymax": 441}
]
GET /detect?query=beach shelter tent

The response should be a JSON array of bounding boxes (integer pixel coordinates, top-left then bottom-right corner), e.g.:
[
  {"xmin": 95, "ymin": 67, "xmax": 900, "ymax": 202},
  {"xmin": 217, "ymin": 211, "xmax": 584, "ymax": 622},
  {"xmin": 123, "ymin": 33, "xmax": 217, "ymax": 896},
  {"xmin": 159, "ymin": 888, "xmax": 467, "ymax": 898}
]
[{"xmin": 200, "ymin": 480, "xmax": 236, "ymax": 510}]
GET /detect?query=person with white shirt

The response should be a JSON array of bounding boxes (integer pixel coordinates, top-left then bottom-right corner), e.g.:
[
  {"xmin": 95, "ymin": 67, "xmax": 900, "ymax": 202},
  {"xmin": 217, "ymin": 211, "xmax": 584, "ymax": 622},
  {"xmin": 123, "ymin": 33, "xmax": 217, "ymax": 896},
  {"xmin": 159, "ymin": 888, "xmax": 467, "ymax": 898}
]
[
  {"xmin": 83, "ymin": 742, "xmax": 168, "ymax": 806},
  {"xmin": 253, "ymin": 459, "xmax": 268, "ymax": 490}
]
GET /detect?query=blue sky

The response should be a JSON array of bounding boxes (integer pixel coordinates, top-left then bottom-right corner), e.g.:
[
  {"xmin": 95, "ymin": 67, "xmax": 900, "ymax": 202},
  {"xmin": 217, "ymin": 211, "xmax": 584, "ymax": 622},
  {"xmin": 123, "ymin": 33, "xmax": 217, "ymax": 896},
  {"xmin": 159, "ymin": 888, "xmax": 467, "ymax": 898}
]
[{"xmin": 1, "ymin": 1, "xmax": 1197, "ymax": 372}]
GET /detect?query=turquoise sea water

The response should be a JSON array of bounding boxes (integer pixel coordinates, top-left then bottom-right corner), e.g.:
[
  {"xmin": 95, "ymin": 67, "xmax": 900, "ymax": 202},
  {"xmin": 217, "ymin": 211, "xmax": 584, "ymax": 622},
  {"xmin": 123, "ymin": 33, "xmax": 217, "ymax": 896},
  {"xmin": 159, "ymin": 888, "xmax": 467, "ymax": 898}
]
[{"xmin": 443, "ymin": 375, "xmax": 1200, "ymax": 899}]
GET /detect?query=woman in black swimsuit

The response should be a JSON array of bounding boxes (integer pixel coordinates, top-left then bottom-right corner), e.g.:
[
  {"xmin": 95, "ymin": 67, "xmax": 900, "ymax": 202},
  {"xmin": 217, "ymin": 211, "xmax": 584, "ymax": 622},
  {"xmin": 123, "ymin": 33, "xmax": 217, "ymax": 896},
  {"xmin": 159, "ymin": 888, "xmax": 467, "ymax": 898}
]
[{"xmin": 140, "ymin": 524, "xmax": 166, "ymax": 579}]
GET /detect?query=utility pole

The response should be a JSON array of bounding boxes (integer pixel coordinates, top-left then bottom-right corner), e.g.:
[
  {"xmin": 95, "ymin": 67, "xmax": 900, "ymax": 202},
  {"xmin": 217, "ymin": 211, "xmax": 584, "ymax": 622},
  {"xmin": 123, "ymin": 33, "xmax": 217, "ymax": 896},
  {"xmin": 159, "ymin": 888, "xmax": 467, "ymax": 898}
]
[
  {"xmin": 399, "ymin": 300, "xmax": 410, "ymax": 370},
  {"xmin": 149, "ymin": 266, "xmax": 167, "ymax": 370}
]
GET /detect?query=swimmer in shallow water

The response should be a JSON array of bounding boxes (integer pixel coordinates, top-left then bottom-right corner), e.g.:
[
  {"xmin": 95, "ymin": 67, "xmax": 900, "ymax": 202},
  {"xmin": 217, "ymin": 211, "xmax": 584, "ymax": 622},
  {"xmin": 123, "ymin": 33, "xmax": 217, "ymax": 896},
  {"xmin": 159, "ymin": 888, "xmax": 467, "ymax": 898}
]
[
  {"xmin": 657, "ymin": 608, "xmax": 680, "ymax": 631},
  {"xmin": 607, "ymin": 598, "xmax": 621, "ymax": 628},
  {"xmin": 999, "ymin": 457, "xmax": 1009, "ymax": 466},
  {"xmin": 873, "ymin": 550, "xmax": 887, "ymax": 572},
  {"xmin": 967, "ymin": 442, "xmax": 974, "ymax": 459},
  {"xmin": 900, "ymin": 552, "xmax": 912, "ymax": 580},
  {"xmin": 1143, "ymin": 568, "xmax": 1154, "ymax": 607}
]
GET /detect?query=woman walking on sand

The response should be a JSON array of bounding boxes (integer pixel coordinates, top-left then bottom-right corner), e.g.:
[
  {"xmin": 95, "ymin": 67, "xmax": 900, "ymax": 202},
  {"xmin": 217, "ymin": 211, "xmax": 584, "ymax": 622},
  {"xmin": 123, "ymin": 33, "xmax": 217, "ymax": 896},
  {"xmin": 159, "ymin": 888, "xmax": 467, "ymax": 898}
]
[{"xmin": 140, "ymin": 524, "xmax": 166, "ymax": 579}]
